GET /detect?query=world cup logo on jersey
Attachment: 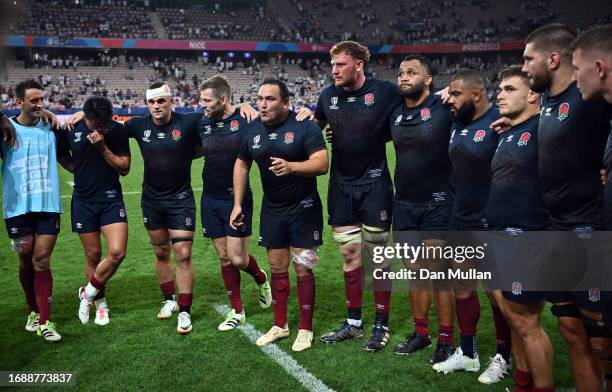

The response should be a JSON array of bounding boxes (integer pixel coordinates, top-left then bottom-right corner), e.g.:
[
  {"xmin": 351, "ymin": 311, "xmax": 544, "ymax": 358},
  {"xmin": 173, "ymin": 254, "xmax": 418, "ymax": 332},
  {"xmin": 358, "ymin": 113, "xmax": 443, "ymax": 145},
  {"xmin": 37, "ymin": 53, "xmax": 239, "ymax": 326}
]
[
  {"xmin": 284, "ymin": 132, "xmax": 294, "ymax": 144},
  {"xmin": 230, "ymin": 120, "xmax": 239, "ymax": 132},
  {"xmin": 330, "ymin": 96, "xmax": 339, "ymax": 110},
  {"xmin": 252, "ymin": 135, "xmax": 261, "ymax": 149},
  {"xmin": 172, "ymin": 129, "xmax": 181, "ymax": 141},
  {"xmin": 517, "ymin": 132, "xmax": 531, "ymax": 146},
  {"xmin": 420, "ymin": 108, "xmax": 431, "ymax": 121},
  {"xmin": 558, "ymin": 102, "xmax": 570, "ymax": 121},
  {"xmin": 364, "ymin": 93, "xmax": 375, "ymax": 106},
  {"xmin": 588, "ymin": 287, "xmax": 601, "ymax": 302},
  {"xmin": 511, "ymin": 281, "xmax": 522, "ymax": 295},
  {"xmin": 473, "ymin": 129, "xmax": 486, "ymax": 142}
]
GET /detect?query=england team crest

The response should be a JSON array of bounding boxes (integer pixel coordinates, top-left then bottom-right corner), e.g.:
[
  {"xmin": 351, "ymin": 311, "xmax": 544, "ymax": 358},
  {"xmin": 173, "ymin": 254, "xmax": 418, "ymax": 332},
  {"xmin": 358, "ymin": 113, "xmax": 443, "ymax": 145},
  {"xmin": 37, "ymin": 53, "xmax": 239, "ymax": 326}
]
[
  {"xmin": 172, "ymin": 129, "xmax": 181, "ymax": 141},
  {"xmin": 284, "ymin": 132, "xmax": 294, "ymax": 144},
  {"xmin": 517, "ymin": 132, "xmax": 531, "ymax": 146},
  {"xmin": 558, "ymin": 102, "xmax": 570, "ymax": 121},
  {"xmin": 364, "ymin": 93, "xmax": 375, "ymax": 106},
  {"xmin": 420, "ymin": 108, "xmax": 431, "ymax": 121},
  {"xmin": 473, "ymin": 129, "xmax": 486, "ymax": 142},
  {"xmin": 230, "ymin": 120, "xmax": 239, "ymax": 132}
]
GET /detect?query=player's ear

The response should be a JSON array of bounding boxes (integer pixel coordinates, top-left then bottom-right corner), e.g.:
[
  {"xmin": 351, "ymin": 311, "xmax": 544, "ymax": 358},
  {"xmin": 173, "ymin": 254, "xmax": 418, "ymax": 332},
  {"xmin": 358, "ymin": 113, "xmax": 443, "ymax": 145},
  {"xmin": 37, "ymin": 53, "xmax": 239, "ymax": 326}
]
[
  {"xmin": 548, "ymin": 52, "xmax": 561, "ymax": 71},
  {"xmin": 595, "ymin": 59, "xmax": 607, "ymax": 79},
  {"xmin": 527, "ymin": 90, "xmax": 540, "ymax": 104},
  {"xmin": 472, "ymin": 89, "xmax": 481, "ymax": 103},
  {"xmin": 425, "ymin": 74, "xmax": 433, "ymax": 87}
]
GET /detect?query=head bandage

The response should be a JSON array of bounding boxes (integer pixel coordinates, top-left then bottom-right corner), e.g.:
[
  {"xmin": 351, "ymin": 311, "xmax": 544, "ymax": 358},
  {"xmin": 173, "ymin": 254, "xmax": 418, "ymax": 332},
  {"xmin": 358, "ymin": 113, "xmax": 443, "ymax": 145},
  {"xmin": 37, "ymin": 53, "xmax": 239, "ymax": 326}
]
[{"xmin": 146, "ymin": 84, "xmax": 172, "ymax": 101}]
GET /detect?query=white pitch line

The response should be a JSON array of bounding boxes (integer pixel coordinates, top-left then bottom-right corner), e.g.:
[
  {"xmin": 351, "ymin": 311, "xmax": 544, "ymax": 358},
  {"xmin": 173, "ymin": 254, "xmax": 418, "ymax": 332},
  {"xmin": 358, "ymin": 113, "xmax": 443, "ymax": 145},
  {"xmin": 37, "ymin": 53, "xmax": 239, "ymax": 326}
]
[
  {"xmin": 213, "ymin": 303, "xmax": 335, "ymax": 392},
  {"xmin": 60, "ymin": 188, "xmax": 203, "ymax": 199}
]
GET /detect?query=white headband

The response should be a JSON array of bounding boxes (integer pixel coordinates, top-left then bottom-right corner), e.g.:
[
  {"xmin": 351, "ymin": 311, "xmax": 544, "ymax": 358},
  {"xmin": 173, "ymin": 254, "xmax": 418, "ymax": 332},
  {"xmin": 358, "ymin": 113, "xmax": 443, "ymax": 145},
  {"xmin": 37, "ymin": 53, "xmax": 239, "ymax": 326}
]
[{"xmin": 146, "ymin": 84, "xmax": 172, "ymax": 101}]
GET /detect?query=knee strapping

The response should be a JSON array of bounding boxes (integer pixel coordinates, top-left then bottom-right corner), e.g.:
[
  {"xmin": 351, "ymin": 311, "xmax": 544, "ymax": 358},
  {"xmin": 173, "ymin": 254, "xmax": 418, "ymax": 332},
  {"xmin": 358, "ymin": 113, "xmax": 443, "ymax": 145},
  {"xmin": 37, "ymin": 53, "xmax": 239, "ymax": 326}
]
[
  {"xmin": 292, "ymin": 248, "xmax": 319, "ymax": 269},
  {"xmin": 11, "ymin": 235, "xmax": 33, "ymax": 254},
  {"xmin": 362, "ymin": 225, "xmax": 389, "ymax": 246},
  {"xmin": 171, "ymin": 236, "xmax": 194, "ymax": 244},
  {"xmin": 332, "ymin": 228, "xmax": 362, "ymax": 246}
]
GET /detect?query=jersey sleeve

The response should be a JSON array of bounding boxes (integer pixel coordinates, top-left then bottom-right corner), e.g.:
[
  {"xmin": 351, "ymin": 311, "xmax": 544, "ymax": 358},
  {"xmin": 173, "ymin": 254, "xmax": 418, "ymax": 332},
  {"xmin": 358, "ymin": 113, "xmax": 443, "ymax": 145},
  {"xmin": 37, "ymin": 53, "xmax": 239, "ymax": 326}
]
[
  {"xmin": 304, "ymin": 121, "xmax": 326, "ymax": 156},
  {"xmin": 237, "ymin": 128, "xmax": 252, "ymax": 162},
  {"xmin": 52, "ymin": 127, "xmax": 71, "ymax": 158},
  {"xmin": 314, "ymin": 91, "xmax": 327, "ymax": 123},
  {"xmin": 124, "ymin": 117, "xmax": 137, "ymax": 138},
  {"xmin": 107, "ymin": 122, "xmax": 131, "ymax": 156}
]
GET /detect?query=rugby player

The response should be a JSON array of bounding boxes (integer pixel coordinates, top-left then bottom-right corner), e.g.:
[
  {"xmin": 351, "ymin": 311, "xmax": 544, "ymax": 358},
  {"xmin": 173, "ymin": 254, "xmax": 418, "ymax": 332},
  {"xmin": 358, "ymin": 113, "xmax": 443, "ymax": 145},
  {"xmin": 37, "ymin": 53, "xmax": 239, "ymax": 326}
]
[
  {"xmin": 1, "ymin": 80, "xmax": 72, "ymax": 342},
  {"xmin": 489, "ymin": 66, "xmax": 552, "ymax": 391},
  {"xmin": 389, "ymin": 55, "xmax": 456, "ymax": 363},
  {"xmin": 198, "ymin": 75, "xmax": 272, "ymax": 331},
  {"xmin": 61, "ymin": 96, "xmax": 130, "ymax": 326},
  {"xmin": 519, "ymin": 23, "xmax": 610, "ymax": 390},
  {"xmin": 231, "ymin": 78, "xmax": 328, "ymax": 352},
  {"xmin": 433, "ymin": 70, "xmax": 513, "ymax": 383},
  {"xmin": 315, "ymin": 41, "xmax": 402, "ymax": 352}
]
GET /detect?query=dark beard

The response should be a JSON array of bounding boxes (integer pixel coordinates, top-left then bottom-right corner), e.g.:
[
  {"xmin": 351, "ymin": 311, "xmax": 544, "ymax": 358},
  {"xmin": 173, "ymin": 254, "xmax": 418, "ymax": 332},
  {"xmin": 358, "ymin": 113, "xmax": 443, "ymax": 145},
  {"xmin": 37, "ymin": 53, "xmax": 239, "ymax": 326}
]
[
  {"xmin": 453, "ymin": 100, "xmax": 476, "ymax": 126},
  {"xmin": 529, "ymin": 72, "xmax": 552, "ymax": 93},
  {"xmin": 400, "ymin": 85, "xmax": 425, "ymax": 100}
]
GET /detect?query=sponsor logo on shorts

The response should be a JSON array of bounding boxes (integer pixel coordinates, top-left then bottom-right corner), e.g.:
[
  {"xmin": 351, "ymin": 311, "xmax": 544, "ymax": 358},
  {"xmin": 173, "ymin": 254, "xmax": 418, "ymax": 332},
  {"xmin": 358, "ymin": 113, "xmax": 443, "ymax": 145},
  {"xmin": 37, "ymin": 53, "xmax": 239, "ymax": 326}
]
[
  {"xmin": 511, "ymin": 281, "xmax": 522, "ymax": 295},
  {"xmin": 380, "ymin": 210, "xmax": 388, "ymax": 221},
  {"xmin": 142, "ymin": 130, "xmax": 152, "ymax": 142},
  {"xmin": 394, "ymin": 115, "xmax": 402, "ymax": 125},
  {"xmin": 119, "ymin": 209, "xmax": 126, "ymax": 218},
  {"xmin": 76, "ymin": 222, "xmax": 83, "ymax": 229},
  {"xmin": 73, "ymin": 132, "xmax": 83, "ymax": 142},
  {"xmin": 588, "ymin": 287, "xmax": 601, "ymax": 302},
  {"xmin": 106, "ymin": 190, "xmax": 117, "ymax": 199},
  {"xmin": 364, "ymin": 93, "xmax": 375, "ymax": 106},
  {"xmin": 329, "ymin": 96, "xmax": 339, "ymax": 110},
  {"xmin": 558, "ymin": 102, "xmax": 570, "ymax": 121},
  {"xmin": 420, "ymin": 108, "xmax": 431, "ymax": 121},
  {"xmin": 517, "ymin": 132, "xmax": 531, "ymax": 146},
  {"xmin": 172, "ymin": 129, "xmax": 182, "ymax": 141},
  {"xmin": 313, "ymin": 230, "xmax": 320, "ymax": 241},
  {"xmin": 143, "ymin": 217, "xmax": 148, "ymax": 223},
  {"xmin": 202, "ymin": 227, "xmax": 206, "ymax": 234},
  {"xmin": 432, "ymin": 192, "xmax": 447, "ymax": 202},
  {"xmin": 368, "ymin": 168, "xmax": 382, "ymax": 178},
  {"xmin": 10, "ymin": 227, "xmax": 18, "ymax": 234},
  {"xmin": 284, "ymin": 132, "xmax": 294, "ymax": 144},
  {"xmin": 252, "ymin": 135, "xmax": 261, "ymax": 149},
  {"xmin": 473, "ymin": 129, "xmax": 486, "ymax": 142},
  {"xmin": 230, "ymin": 120, "xmax": 239, "ymax": 132},
  {"xmin": 185, "ymin": 217, "xmax": 193, "ymax": 227}
]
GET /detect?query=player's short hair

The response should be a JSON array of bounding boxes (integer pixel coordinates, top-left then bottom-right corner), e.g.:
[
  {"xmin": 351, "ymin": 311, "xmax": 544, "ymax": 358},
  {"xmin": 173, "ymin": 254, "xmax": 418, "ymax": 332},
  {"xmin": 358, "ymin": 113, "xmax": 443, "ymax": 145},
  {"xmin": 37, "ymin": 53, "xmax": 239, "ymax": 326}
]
[
  {"xmin": 199, "ymin": 75, "xmax": 231, "ymax": 100},
  {"xmin": 451, "ymin": 69, "xmax": 486, "ymax": 90},
  {"xmin": 148, "ymin": 81, "xmax": 166, "ymax": 90},
  {"xmin": 330, "ymin": 41, "xmax": 371, "ymax": 64},
  {"xmin": 83, "ymin": 96, "xmax": 113, "ymax": 126},
  {"xmin": 259, "ymin": 78, "xmax": 290, "ymax": 102},
  {"xmin": 401, "ymin": 54, "xmax": 433, "ymax": 75},
  {"xmin": 525, "ymin": 23, "xmax": 576, "ymax": 60},
  {"xmin": 497, "ymin": 65, "xmax": 530, "ymax": 86},
  {"xmin": 572, "ymin": 25, "xmax": 612, "ymax": 56},
  {"xmin": 15, "ymin": 79, "xmax": 44, "ymax": 100}
]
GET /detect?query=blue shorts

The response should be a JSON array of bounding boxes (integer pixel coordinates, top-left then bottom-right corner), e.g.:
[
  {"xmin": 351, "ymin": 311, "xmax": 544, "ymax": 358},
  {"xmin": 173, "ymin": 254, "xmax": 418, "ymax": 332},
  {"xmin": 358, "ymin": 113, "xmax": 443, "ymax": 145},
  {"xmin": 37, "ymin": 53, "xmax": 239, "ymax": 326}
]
[
  {"xmin": 71, "ymin": 198, "xmax": 127, "ymax": 233},
  {"xmin": 328, "ymin": 179, "xmax": 393, "ymax": 229},
  {"xmin": 141, "ymin": 196, "xmax": 195, "ymax": 231},
  {"xmin": 392, "ymin": 200, "xmax": 451, "ymax": 231},
  {"xmin": 200, "ymin": 193, "xmax": 252, "ymax": 239},
  {"xmin": 5, "ymin": 212, "xmax": 61, "ymax": 239}
]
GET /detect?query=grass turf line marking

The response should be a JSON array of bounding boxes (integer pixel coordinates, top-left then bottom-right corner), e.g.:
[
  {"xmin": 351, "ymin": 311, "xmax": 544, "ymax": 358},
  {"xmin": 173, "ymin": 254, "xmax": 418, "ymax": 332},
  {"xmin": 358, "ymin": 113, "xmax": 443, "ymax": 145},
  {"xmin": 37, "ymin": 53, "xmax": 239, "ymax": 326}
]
[
  {"xmin": 60, "ymin": 188, "xmax": 204, "ymax": 199},
  {"xmin": 213, "ymin": 303, "xmax": 335, "ymax": 392}
]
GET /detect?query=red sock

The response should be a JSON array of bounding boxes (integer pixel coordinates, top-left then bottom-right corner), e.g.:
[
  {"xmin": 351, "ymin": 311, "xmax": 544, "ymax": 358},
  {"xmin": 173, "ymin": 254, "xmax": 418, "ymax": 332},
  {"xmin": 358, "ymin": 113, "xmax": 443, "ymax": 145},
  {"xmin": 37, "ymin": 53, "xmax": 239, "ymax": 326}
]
[
  {"xmin": 492, "ymin": 305, "xmax": 512, "ymax": 360},
  {"xmin": 34, "ymin": 271, "xmax": 53, "ymax": 325},
  {"xmin": 160, "ymin": 280, "xmax": 175, "ymax": 300},
  {"xmin": 93, "ymin": 288, "xmax": 105, "ymax": 301},
  {"xmin": 344, "ymin": 267, "xmax": 363, "ymax": 309},
  {"xmin": 438, "ymin": 324, "xmax": 455, "ymax": 344},
  {"xmin": 19, "ymin": 263, "xmax": 38, "ymax": 312},
  {"xmin": 243, "ymin": 255, "xmax": 266, "ymax": 285},
  {"xmin": 297, "ymin": 274, "xmax": 315, "ymax": 330},
  {"xmin": 178, "ymin": 293, "xmax": 192, "ymax": 307},
  {"xmin": 513, "ymin": 369, "xmax": 533, "ymax": 392},
  {"xmin": 221, "ymin": 265, "xmax": 243, "ymax": 313},
  {"xmin": 414, "ymin": 318, "xmax": 429, "ymax": 336},
  {"xmin": 90, "ymin": 275, "xmax": 105, "ymax": 290},
  {"xmin": 372, "ymin": 266, "xmax": 391, "ymax": 315},
  {"xmin": 456, "ymin": 293, "xmax": 480, "ymax": 335},
  {"xmin": 271, "ymin": 272, "xmax": 290, "ymax": 328}
]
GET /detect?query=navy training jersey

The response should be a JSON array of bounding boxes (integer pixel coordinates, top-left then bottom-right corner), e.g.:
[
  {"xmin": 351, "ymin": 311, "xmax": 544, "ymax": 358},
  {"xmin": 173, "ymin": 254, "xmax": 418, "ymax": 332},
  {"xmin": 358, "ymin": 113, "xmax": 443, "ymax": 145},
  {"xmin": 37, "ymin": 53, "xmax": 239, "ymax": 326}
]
[
  {"xmin": 448, "ymin": 107, "xmax": 500, "ymax": 229},
  {"xmin": 199, "ymin": 108, "xmax": 251, "ymax": 200},
  {"xmin": 538, "ymin": 82, "xmax": 609, "ymax": 229},
  {"xmin": 126, "ymin": 112, "xmax": 202, "ymax": 201},
  {"xmin": 238, "ymin": 112, "xmax": 326, "ymax": 213},
  {"xmin": 487, "ymin": 115, "xmax": 546, "ymax": 230},
  {"xmin": 64, "ymin": 120, "xmax": 130, "ymax": 202},
  {"xmin": 390, "ymin": 93, "xmax": 454, "ymax": 205},
  {"xmin": 315, "ymin": 78, "xmax": 401, "ymax": 185}
]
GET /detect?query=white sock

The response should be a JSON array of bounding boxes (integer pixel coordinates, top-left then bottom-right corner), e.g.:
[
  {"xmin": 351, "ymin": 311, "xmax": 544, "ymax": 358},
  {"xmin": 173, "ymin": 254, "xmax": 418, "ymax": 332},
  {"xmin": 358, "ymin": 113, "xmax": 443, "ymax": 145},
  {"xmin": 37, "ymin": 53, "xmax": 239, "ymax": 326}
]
[
  {"xmin": 84, "ymin": 282, "xmax": 99, "ymax": 302},
  {"xmin": 347, "ymin": 318, "xmax": 362, "ymax": 327}
]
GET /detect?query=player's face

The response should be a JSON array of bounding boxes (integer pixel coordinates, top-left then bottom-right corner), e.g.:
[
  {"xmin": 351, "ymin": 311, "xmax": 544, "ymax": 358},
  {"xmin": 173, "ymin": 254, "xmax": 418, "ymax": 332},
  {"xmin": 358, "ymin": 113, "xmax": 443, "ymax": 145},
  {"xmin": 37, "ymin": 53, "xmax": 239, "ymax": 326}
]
[
  {"xmin": 331, "ymin": 53, "xmax": 363, "ymax": 89},
  {"xmin": 497, "ymin": 76, "xmax": 530, "ymax": 118},
  {"xmin": 522, "ymin": 43, "xmax": 552, "ymax": 93},
  {"xmin": 448, "ymin": 80, "xmax": 477, "ymax": 124},
  {"xmin": 17, "ymin": 88, "xmax": 45, "ymax": 119},
  {"xmin": 200, "ymin": 88, "xmax": 224, "ymax": 119},
  {"xmin": 84, "ymin": 118, "xmax": 108, "ymax": 134},
  {"xmin": 257, "ymin": 84, "xmax": 288, "ymax": 125},
  {"xmin": 572, "ymin": 48, "xmax": 602, "ymax": 101},
  {"xmin": 147, "ymin": 96, "xmax": 172, "ymax": 122},
  {"xmin": 397, "ymin": 60, "xmax": 430, "ymax": 97}
]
